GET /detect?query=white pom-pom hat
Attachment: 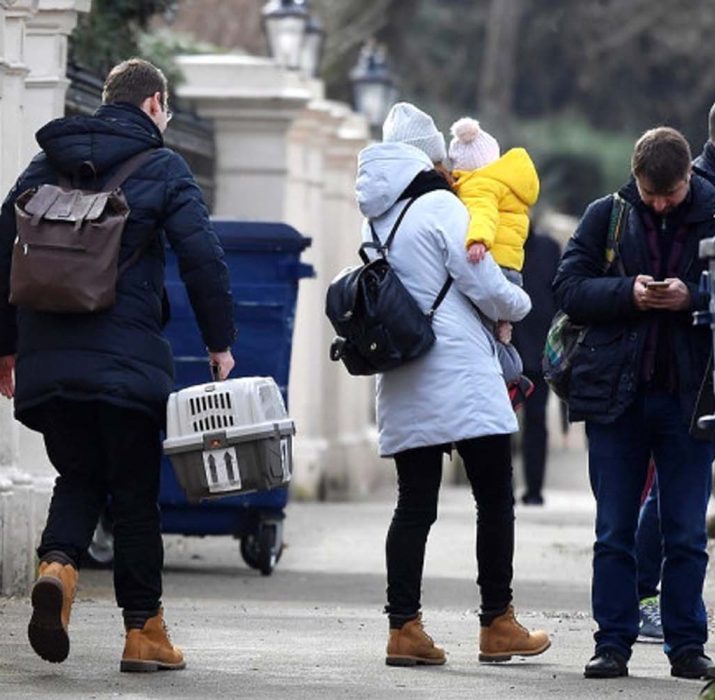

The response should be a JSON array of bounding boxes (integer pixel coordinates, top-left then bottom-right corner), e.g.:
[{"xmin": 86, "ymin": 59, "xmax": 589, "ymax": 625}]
[{"xmin": 448, "ymin": 117, "xmax": 500, "ymax": 171}]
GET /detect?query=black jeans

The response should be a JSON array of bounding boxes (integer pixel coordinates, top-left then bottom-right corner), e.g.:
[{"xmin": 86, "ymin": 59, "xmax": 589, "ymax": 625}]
[
  {"xmin": 385, "ymin": 434, "xmax": 514, "ymax": 623},
  {"xmin": 521, "ymin": 371, "xmax": 549, "ymax": 498},
  {"xmin": 35, "ymin": 399, "xmax": 163, "ymax": 612}
]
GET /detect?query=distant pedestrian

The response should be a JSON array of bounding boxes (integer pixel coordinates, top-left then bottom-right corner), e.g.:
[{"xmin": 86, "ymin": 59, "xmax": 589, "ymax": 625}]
[
  {"xmin": 0, "ymin": 58, "xmax": 236, "ymax": 671},
  {"xmin": 512, "ymin": 225, "xmax": 561, "ymax": 505},
  {"xmin": 369, "ymin": 102, "xmax": 550, "ymax": 667},
  {"xmin": 554, "ymin": 126, "xmax": 715, "ymax": 680}
]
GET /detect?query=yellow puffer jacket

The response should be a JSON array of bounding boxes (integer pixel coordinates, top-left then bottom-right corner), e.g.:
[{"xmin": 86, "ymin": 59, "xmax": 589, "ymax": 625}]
[{"xmin": 452, "ymin": 147, "xmax": 540, "ymax": 271}]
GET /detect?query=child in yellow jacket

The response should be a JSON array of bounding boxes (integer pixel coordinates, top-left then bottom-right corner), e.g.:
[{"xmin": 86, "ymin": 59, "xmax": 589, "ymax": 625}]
[
  {"xmin": 449, "ymin": 117, "xmax": 539, "ymax": 401},
  {"xmin": 448, "ymin": 117, "xmax": 539, "ymax": 280}
]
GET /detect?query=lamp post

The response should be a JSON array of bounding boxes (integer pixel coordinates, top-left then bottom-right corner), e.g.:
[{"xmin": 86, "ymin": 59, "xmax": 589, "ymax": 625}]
[
  {"xmin": 350, "ymin": 41, "xmax": 397, "ymax": 137},
  {"xmin": 261, "ymin": 0, "xmax": 310, "ymax": 70},
  {"xmin": 299, "ymin": 7, "xmax": 325, "ymax": 78}
]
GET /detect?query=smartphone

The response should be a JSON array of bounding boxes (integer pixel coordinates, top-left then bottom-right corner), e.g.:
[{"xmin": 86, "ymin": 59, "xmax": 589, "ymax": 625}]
[{"xmin": 645, "ymin": 280, "xmax": 670, "ymax": 289}]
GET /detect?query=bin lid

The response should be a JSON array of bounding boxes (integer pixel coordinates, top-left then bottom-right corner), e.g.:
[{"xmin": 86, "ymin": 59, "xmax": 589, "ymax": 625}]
[{"xmin": 211, "ymin": 220, "xmax": 312, "ymax": 253}]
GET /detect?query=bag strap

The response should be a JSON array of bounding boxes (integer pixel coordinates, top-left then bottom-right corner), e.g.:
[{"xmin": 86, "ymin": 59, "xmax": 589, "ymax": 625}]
[
  {"xmin": 360, "ymin": 196, "xmax": 422, "ymax": 263},
  {"xmin": 360, "ymin": 195, "xmax": 453, "ymax": 319},
  {"xmin": 427, "ymin": 277, "xmax": 453, "ymax": 320},
  {"xmin": 56, "ymin": 150, "xmax": 154, "ymax": 193},
  {"xmin": 109, "ymin": 150, "xmax": 156, "ymax": 276},
  {"xmin": 102, "ymin": 149, "xmax": 155, "ymax": 192},
  {"xmin": 604, "ymin": 192, "xmax": 629, "ymax": 274}
]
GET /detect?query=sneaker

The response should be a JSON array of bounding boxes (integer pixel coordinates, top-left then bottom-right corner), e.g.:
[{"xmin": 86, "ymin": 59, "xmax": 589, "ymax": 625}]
[{"xmin": 637, "ymin": 596, "xmax": 663, "ymax": 644}]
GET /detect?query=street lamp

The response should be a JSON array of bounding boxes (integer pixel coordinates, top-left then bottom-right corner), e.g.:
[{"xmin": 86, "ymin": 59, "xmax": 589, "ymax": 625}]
[
  {"xmin": 299, "ymin": 8, "xmax": 325, "ymax": 78},
  {"xmin": 261, "ymin": 0, "xmax": 309, "ymax": 70},
  {"xmin": 350, "ymin": 41, "xmax": 397, "ymax": 134}
]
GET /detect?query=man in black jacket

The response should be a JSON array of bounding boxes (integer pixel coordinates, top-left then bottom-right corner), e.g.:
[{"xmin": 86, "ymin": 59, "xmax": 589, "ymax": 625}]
[
  {"xmin": 554, "ymin": 127, "xmax": 715, "ymax": 681},
  {"xmin": 0, "ymin": 59, "xmax": 236, "ymax": 671},
  {"xmin": 693, "ymin": 101, "xmax": 715, "ymax": 185}
]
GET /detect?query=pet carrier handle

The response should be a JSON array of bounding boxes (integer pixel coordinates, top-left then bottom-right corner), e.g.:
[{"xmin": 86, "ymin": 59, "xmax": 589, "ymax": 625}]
[{"xmin": 210, "ymin": 363, "xmax": 221, "ymax": 382}]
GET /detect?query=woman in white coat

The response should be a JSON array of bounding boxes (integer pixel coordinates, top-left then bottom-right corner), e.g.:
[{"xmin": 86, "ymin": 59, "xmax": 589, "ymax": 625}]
[{"xmin": 359, "ymin": 103, "xmax": 551, "ymax": 667}]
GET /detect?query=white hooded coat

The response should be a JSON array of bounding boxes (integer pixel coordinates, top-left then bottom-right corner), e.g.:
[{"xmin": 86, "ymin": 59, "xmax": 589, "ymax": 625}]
[{"xmin": 355, "ymin": 142, "xmax": 532, "ymax": 456}]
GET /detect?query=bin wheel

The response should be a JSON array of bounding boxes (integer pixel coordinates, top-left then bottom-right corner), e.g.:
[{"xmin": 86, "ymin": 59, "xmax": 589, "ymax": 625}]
[
  {"xmin": 84, "ymin": 513, "xmax": 114, "ymax": 568},
  {"xmin": 240, "ymin": 521, "xmax": 283, "ymax": 576}
]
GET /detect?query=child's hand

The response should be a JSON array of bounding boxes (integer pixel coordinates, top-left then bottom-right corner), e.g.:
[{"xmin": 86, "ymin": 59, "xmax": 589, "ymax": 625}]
[
  {"xmin": 495, "ymin": 321, "xmax": 513, "ymax": 344},
  {"xmin": 467, "ymin": 242, "xmax": 487, "ymax": 263}
]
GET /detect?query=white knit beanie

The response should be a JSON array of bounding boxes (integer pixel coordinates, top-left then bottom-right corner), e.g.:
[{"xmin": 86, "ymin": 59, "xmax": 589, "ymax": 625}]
[
  {"xmin": 382, "ymin": 102, "xmax": 447, "ymax": 164},
  {"xmin": 448, "ymin": 117, "xmax": 500, "ymax": 171}
]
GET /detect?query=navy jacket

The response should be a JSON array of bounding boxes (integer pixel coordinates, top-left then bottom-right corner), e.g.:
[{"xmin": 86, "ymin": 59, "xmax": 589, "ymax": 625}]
[
  {"xmin": 693, "ymin": 141, "xmax": 715, "ymax": 185},
  {"xmin": 553, "ymin": 175, "xmax": 715, "ymax": 429},
  {"xmin": 512, "ymin": 228, "xmax": 561, "ymax": 373},
  {"xmin": 0, "ymin": 103, "xmax": 236, "ymax": 428}
]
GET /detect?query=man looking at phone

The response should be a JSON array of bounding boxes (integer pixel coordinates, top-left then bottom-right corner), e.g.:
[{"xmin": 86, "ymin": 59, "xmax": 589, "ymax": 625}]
[{"xmin": 554, "ymin": 127, "xmax": 715, "ymax": 680}]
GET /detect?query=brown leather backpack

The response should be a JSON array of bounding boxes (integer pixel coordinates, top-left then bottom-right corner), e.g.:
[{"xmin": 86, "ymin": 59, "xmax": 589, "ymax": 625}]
[{"xmin": 9, "ymin": 149, "xmax": 154, "ymax": 313}]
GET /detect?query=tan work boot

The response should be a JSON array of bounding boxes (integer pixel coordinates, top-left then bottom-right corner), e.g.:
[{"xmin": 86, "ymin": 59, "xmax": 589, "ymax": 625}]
[
  {"xmin": 28, "ymin": 559, "xmax": 78, "ymax": 663},
  {"xmin": 479, "ymin": 605, "xmax": 551, "ymax": 662},
  {"xmin": 386, "ymin": 614, "xmax": 446, "ymax": 667},
  {"xmin": 120, "ymin": 608, "xmax": 186, "ymax": 672}
]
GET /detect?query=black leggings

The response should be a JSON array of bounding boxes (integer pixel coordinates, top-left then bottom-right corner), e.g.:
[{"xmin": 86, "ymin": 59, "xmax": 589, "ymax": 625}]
[{"xmin": 385, "ymin": 434, "xmax": 514, "ymax": 624}]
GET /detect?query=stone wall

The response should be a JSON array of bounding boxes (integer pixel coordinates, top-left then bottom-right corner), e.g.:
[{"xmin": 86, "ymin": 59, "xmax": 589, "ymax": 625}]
[{"xmin": 0, "ymin": 0, "xmax": 90, "ymax": 596}]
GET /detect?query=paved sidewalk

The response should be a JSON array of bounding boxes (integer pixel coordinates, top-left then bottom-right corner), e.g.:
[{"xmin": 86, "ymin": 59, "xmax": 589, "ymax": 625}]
[{"xmin": 0, "ymin": 445, "xmax": 711, "ymax": 699}]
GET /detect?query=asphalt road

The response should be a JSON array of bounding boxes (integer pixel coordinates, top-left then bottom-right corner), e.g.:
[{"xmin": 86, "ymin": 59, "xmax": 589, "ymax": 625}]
[{"xmin": 0, "ymin": 442, "xmax": 710, "ymax": 699}]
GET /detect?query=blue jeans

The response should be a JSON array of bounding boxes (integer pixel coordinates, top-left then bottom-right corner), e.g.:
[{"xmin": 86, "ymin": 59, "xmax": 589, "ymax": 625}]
[
  {"xmin": 586, "ymin": 390, "xmax": 713, "ymax": 661},
  {"xmin": 636, "ymin": 475, "xmax": 662, "ymax": 601}
]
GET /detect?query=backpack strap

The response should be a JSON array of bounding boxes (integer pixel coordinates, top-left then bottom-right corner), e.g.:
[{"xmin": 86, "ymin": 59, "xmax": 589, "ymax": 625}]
[
  {"xmin": 102, "ymin": 149, "xmax": 155, "ymax": 192},
  {"xmin": 604, "ymin": 192, "xmax": 629, "ymax": 274},
  {"xmin": 359, "ymin": 195, "xmax": 453, "ymax": 319},
  {"xmin": 359, "ymin": 196, "xmax": 422, "ymax": 263},
  {"xmin": 427, "ymin": 277, "xmax": 453, "ymax": 320},
  {"xmin": 108, "ymin": 150, "xmax": 157, "ymax": 275}
]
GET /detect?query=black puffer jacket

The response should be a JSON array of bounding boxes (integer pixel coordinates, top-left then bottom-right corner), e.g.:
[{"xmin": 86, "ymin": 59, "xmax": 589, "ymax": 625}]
[
  {"xmin": 693, "ymin": 141, "xmax": 715, "ymax": 185},
  {"xmin": 553, "ymin": 175, "xmax": 715, "ymax": 428},
  {"xmin": 512, "ymin": 227, "xmax": 561, "ymax": 373},
  {"xmin": 0, "ymin": 103, "xmax": 236, "ymax": 428}
]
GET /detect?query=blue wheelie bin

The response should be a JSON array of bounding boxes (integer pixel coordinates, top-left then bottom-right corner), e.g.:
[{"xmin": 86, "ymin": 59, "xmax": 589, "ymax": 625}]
[{"xmin": 160, "ymin": 220, "xmax": 314, "ymax": 575}]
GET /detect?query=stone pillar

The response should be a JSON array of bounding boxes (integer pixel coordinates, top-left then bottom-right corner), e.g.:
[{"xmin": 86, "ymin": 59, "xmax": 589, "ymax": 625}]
[
  {"xmin": 176, "ymin": 55, "xmax": 311, "ymax": 220},
  {"xmin": 18, "ymin": 0, "xmax": 89, "ymax": 482},
  {"xmin": 176, "ymin": 55, "xmax": 328, "ymax": 498},
  {"xmin": 0, "ymin": 0, "xmax": 35, "ymax": 192},
  {"xmin": 318, "ymin": 106, "xmax": 385, "ymax": 499},
  {"xmin": 0, "ymin": 0, "xmax": 91, "ymax": 596},
  {"xmin": 284, "ymin": 96, "xmax": 340, "ymax": 498},
  {"xmin": 176, "ymin": 54, "xmax": 378, "ymax": 500},
  {"xmin": 23, "ymin": 0, "xmax": 90, "ymax": 161}
]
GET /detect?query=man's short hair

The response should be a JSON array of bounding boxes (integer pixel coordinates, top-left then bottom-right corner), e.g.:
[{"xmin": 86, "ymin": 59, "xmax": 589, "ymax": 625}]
[
  {"xmin": 102, "ymin": 58, "xmax": 168, "ymax": 108},
  {"xmin": 631, "ymin": 127, "xmax": 692, "ymax": 193}
]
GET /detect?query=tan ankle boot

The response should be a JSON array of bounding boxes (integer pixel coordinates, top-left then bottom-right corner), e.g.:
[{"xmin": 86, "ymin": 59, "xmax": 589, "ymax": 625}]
[
  {"xmin": 479, "ymin": 605, "xmax": 550, "ymax": 662},
  {"xmin": 386, "ymin": 614, "xmax": 446, "ymax": 666},
  {"xmin": 28, "ymin": 560, "xmax": 78, "ymax": 663},
  {"xmin": 120, "ymin": 608, "xmax": 186, "ymax": 672}
]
